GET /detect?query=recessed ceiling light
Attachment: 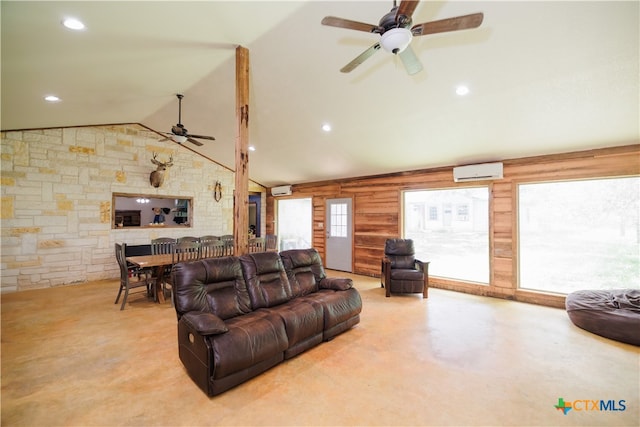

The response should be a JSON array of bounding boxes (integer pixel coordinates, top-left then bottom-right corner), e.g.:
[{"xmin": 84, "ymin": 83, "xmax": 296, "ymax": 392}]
[
  {"xmin": 321, "ymin": 123, "xmax": 332, "ymax": 132},
  {"xmin": 248, "ymin": 145, "xmax": 256, "ymax": 152},
  {"xmin": 63, "ymin": 17, "xmax": 85, "ymax": 31},
  {"xmin": 44, "ymin": 95, "xmax": 61, "ymax": 102},
  {"xmin": 455, "ymin": 85, "xmax": 470, "ymax": 96}
]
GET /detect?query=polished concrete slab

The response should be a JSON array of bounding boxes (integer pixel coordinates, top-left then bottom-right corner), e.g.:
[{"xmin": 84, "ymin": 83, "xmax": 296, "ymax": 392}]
[{"xmin": 2, "ymin": 272, "xmax": 638, "ymax": 426}]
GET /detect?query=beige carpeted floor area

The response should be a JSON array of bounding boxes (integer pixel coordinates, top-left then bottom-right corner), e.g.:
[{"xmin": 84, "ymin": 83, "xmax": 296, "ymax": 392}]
[{"xmin": 1, "ymin": 271, "xmax": 638, "ymax": 426}]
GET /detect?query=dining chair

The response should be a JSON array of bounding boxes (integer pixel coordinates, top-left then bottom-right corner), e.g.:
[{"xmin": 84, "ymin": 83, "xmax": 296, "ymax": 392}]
[
  {"xmin": 219, "ymin": 234, "xmax": 234, "ymax": 256},
  {"xmin": 248, "ymin": 237, "xmax": 266, "ymax": 253},
  {"xmin": 150, "ymin": 237, "xmax": 176, "ymax": 301},
  {"xmin": 151, "ymin": 237, "xmax": 176, "ymax": 255},
  {"xmin": 123, "ymin": 243, "xmax": 153, "ymax": 280},
  {"xmin": 177, "ymin": 236, "xmax": 199, "ymax": 243},
  {"xmin": 172, "ymin": 241, "xmax": 200, "ymax": 263},
  {"xmin": 199, "ymin": 239, "xmax": 226, "ymax": 259},
  {"xmin": 114, "ymin": 243, "xmax": 152, "ymax": 310},
  {"xmin": 199, "ymin": 235, "xmax": 220, "ymax": 243},
  {"xmin": 265, "ymin": 234, "xmax": 278, "ymax": 252}
]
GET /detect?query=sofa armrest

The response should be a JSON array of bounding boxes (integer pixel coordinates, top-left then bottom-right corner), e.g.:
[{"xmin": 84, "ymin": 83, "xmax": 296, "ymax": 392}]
[
  {"xmin": 319, "ymin": 277, "xmax": 353, "ymax": 291},
  {"xmin": 182, "ymin": 311, "xmax": 229, "ymax": 336}
]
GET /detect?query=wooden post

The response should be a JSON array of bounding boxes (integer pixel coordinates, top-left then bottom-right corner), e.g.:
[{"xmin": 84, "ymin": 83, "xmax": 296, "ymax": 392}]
[{"xmin": 234, "ymin": 46, "xmax": 250, "ymax": 255}]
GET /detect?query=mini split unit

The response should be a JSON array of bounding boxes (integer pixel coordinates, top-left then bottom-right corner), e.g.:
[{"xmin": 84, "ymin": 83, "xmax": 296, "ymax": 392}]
[
  {"xmin": 271, "ymin": 185, "xmax": 292, "ymax": 196},
  {"xmin": 453, "ymin": 162, "xmax": 504, "ymax": 182}
]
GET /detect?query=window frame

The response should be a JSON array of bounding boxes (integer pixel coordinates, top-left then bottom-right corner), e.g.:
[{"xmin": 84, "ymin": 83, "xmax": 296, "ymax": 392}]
[
  {"xmin": 515, "ymin": 175, "xmax": 640, "ymax": 295},
  {"xmin": 402, "ymin": 185, "xmax": 491, "ymax": 285}
]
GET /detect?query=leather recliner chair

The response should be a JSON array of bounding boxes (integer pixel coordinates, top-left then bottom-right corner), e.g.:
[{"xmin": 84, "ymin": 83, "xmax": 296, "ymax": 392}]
[{"xmin": 381, "ymin": 238, "xmax": 429, "ymax": 298}]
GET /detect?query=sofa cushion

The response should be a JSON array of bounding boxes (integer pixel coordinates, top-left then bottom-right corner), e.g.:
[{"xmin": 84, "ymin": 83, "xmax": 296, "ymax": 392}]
[
  {"xmin": 240, "ymin": 252, "xmax": 293, "ymax": 309},
  {"xmin": 303, "ymin": 288, "xmax": 362, "ymax": 332},
  {"xmin": 270, "ymin": 299, "xmax": 324, "ymax": 349},
  {"xmin": 280, "ymin": 249, "xmax": 326, "ymax": 297},
  {"xmin": 173, "ymin": 257, "xmax": 251, "ymax": 320},
  {"xmin": 210, "ymin": 310, "xmax": 288, "ymax": 379}
]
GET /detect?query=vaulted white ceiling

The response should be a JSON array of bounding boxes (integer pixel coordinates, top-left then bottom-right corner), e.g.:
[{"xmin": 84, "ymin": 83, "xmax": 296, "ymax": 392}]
[{"xmin": 2, "ymin": 1, "xmax": 638, "ymax": 187}]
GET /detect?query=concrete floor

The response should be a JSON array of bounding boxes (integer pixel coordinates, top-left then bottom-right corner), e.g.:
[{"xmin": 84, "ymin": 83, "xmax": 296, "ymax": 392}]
[{"xmin": 1, "ymin": 272, "xmax": 638, "ymax": 426}]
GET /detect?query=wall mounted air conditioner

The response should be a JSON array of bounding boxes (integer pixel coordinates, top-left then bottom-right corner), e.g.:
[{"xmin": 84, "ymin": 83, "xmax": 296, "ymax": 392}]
[
  {"xmin": 453, "ymin": 162, "xmax": 504, "ymax": 182},
  {"xmin": 271, "ymin": 185, "xmax": 292, "ymax": 196}
]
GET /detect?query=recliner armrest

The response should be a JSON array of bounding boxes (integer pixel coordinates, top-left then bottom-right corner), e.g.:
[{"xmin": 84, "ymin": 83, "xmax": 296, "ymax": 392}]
[
  {"xmin": 319, "ymin": 277, "xmax": 353, "ymax": 291},
  {"xmin": 181, "ymin": 311, "xmax": 229, "ymax": 336},
  {"xmin": 415, "ymin": 259, "xmax": 429, "ymax": 271}
]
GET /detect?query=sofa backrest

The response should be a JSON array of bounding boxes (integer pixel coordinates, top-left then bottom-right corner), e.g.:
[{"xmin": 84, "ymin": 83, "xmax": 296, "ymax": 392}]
[
  {"xmin": 239, "ymin": 251, "xmax": 293, "ymax": 309},
  {"xmin": 172, "ymin": 256, "xmax": 252, "ymax": 320},
  {"xmin": 279, "ymin": 249, "xmax": 326, "ymax": 297}
]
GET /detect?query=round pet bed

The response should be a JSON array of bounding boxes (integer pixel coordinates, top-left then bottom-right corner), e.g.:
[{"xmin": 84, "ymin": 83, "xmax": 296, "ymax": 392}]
[{"xmin": 566, "ymin": 289, "xmax": 640, "ymax": 346}]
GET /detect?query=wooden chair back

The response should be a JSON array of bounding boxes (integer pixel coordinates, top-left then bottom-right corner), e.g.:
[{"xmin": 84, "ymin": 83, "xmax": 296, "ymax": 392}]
[
  {"xmin": 151, "ymin": 237, "xmax": 175, "ymax": 255},
  {"xmin": 248, "ymin": 237, "xmax": 266, "ymax": 253},
  {"xmin": 200, "ymin": 240, "xmax": 226, "ymax": 259}
]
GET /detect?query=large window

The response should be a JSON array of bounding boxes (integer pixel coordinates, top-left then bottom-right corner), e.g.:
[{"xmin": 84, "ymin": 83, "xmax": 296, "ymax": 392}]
[
  {"xmin": 277, "ymin": 198, "xmax": 312, "ymax": 251},
  {"xmin": 518, "ymin": 177, "xmax": 640, "ymax": 294},
  {"xmin": 404, "ymin": 188, "xmax": 489, "ymax": 283}
]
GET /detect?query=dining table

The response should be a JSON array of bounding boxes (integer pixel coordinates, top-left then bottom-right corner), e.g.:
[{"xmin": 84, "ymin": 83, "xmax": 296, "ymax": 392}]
[{"xmin": 125, "ymin": 254, "xmax": 174, "ymax": 304}]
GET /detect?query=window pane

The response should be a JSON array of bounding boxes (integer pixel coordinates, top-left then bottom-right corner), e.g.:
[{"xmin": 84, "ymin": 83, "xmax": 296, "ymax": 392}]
[
  {"xmin": 277, "ymin": 198, "xmax": 312, "ymax": 250},
  {"xmin": 404, "ymin": 188, "xmax": 489, "ymax": 283},
  {"xmin": 518, "ymin": 177, "xmax": 640, "ymax": 294},
  {"xmin": 330, "ymin": 202, "xmax": 347, "ymax": 237}
]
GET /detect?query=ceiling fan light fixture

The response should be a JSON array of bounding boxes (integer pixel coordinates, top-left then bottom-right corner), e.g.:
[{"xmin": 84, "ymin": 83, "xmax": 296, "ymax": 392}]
[
  {"xmin": 380, "ymin": 28, "xmax": 412, "ymax": 54},
  {"xmin": 172, "ymin": 135, "xmax": 188, "ymax": 144},
  {"xmin": 62, "ymin": 17, "xmax": 85, "ymax": 31}
]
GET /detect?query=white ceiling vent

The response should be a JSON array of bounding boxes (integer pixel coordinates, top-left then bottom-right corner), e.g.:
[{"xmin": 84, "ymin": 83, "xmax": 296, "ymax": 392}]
[
  {"xmin": 453, "ymin": 162, "xmax": 504, "ymax": 182},
  {"xmin": 271, "ymin": 185, "xmax": 292, "ymax": 196}
]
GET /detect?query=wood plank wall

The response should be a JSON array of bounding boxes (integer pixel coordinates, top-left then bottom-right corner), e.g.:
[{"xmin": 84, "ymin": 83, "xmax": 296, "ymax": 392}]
[{"xmin": 266, "ymin": 145, "xmax": 639, "ymax": 307}]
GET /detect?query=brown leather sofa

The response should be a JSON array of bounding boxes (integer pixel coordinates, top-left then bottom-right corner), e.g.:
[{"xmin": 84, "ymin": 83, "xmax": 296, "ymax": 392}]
[{"xmin": 171, "ymin": 248, "xmax": 362, "ymax": 396}]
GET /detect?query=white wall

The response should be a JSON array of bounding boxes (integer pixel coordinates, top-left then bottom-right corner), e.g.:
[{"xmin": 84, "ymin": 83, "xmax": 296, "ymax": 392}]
[{"xmin": 0, "ymin": 124, "xmax": 264, "ymax": 292}]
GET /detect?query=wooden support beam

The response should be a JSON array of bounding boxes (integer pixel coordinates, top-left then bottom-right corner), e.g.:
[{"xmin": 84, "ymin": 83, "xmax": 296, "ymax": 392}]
[{"xmin": 234, "ymin": 45, "xmax": 250, "ymax": 255}]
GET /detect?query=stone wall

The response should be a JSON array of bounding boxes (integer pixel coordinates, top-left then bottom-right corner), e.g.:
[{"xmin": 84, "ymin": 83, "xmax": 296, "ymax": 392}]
[{"xmin": 0, "ymin": 124, "xmax": 263, "ymax": 292}]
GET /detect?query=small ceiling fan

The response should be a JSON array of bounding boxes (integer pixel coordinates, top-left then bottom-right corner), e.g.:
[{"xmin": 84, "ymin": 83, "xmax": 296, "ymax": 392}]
[
  {"xmin": 321, "ymin": 0, "xmax": 484, "ymax": 75},
  {"xmin": 160, "ymin": 94, "xmax": 215, "ymax": 146}
]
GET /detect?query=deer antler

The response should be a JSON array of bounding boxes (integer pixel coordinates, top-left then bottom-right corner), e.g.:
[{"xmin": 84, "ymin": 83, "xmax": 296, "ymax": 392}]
[
  {"xmin": 150, "ymin": 152, "xmax": 173, "ymax": 168},
  {"xmin": 150, "ymin": 152, "xmax": 162, "ymax": 166}
]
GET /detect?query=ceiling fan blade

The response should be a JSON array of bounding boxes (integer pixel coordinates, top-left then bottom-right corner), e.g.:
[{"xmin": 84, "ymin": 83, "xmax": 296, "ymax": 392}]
[
  {"xmin": 398, "ymin": 45, "xmax": 423, "ymax": 75},
  {"xmin": 186, "ymin": 137, "xmax": 204, "ymax": 147},
  {"xmin": 396, "ymin": 0, "xmax": 420, "ymax": 21},
  {"xmin": 188, "ymin": 134, "xmax": 216, "ymax": 141},
  {"xmin": 321, "ymin": 16, "xmax": 380, "ymax": 33},
  {"xmin": 340, "ymin": 43, "xmax": 382, "ymax": 73},
  {"xmin": 411, "ymin": 13, "xmax": 484, "ymax": 36}
]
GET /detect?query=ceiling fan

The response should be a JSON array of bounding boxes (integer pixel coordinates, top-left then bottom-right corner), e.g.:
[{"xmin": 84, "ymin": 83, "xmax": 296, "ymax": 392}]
[
  {"xmin": 321, "ymin": 0, "xmax": 484, "ymax": 75},
  {"xmin": 160, "ymin": 94, "xmax": 215, "ymax": 146}
]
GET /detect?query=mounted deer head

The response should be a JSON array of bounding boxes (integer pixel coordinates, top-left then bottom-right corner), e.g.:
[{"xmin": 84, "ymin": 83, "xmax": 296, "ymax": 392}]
[{"xmin": 149, "ymin": 153, "xmax": 173, "ymax": 188}]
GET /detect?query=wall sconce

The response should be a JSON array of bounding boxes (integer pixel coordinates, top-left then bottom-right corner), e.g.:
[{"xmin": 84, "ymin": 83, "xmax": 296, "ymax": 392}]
[{"xmin": 214, "ymin": 181, "xmax": 222, "ymax": 202}]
